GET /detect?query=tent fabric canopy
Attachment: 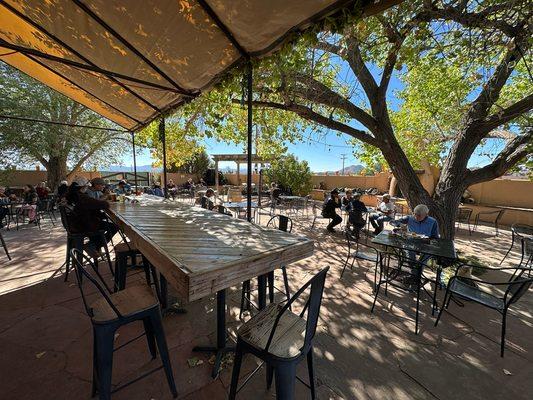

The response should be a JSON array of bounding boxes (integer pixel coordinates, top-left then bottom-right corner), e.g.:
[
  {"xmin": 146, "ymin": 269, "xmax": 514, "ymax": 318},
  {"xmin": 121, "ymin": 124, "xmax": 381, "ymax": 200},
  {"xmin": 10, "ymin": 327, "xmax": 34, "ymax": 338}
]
[{"xmin": 0, "ymin": 0, "xmax": 395, "ymax": 131}]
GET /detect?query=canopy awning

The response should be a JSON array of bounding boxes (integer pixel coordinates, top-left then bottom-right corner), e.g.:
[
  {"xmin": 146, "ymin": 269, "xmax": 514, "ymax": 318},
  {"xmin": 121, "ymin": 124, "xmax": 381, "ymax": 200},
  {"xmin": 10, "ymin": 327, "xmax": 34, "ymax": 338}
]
[{"xmin": 0, "ymin": 0, "xmax": 398, "ymax": 131}]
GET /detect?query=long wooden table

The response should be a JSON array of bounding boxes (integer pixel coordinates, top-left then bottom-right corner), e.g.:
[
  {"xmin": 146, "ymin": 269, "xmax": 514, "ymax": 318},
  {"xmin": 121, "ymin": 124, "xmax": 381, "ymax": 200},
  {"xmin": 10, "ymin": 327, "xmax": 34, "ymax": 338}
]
[{"xmin": 107, "ymin": 195, "xmax": 314, "ymax": 376}]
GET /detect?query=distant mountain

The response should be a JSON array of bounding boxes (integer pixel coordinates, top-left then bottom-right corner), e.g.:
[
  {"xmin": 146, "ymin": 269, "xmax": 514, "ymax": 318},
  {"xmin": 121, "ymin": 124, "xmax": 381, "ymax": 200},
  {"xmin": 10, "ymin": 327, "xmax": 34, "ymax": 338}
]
[{"xmin": 317, "ymin": 164, "xmax": 364, "ymax": 175}]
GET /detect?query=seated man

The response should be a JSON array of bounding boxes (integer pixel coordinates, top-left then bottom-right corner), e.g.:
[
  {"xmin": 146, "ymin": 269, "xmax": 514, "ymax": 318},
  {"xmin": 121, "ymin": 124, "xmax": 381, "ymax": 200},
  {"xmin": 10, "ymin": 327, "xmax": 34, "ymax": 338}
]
[
  {"xmin": 152, "ymin": 184, "xmax": 164, "ymax": 197},
  {"xmin": 167, "ymin": 179, "xmax": 177, "ymax": 198},
  {"xmin": 341, "ymin": 189, "xmax": 353, "ymax": 208},
  {"xmin": 369, "ymin": 194, "xmax": 394, "ymax": 234},
  {"xmin": 201, "ymin": 188, "xmax": 216, "ymax": 210},
  {"xmin": 114, "ymin": 180, "xmax": 130, "ymax": 195},
  {"xmin": 346, "ymin": 192, "xmax": 368, "ymax": 238},
  {"xmin": 87, "ymin": 177, "xmax": 107, "ymax": 200},
  {"xmin": 0, "ymin": 186, "xmax": 10, "ymax": 228},
  {"xmin": 66, "ymin": 177, "xmax": 118, "ymax": 251},
  {"xmin": 322, "ymin": 189, "xmax": 342, "ymax": 233},
  {"xmin": 392, "ymin": 204, "xmax": 440, "ymax": 283}
]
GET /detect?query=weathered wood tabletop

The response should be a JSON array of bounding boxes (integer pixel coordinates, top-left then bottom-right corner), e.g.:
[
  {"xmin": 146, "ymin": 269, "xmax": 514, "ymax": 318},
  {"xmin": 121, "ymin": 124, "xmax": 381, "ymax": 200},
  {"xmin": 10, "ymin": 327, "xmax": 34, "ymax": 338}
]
[{"xmin": 108, "ymin": 195, "xmax": 314, "ymax": 303}]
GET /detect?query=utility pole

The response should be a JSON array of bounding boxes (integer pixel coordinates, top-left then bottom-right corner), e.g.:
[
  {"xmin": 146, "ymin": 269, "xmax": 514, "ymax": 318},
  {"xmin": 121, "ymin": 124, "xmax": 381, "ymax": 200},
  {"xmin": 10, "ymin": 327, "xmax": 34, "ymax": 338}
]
[{"xmin": 340, "ymin": 153, "xmax": 348, "ymax": 175}]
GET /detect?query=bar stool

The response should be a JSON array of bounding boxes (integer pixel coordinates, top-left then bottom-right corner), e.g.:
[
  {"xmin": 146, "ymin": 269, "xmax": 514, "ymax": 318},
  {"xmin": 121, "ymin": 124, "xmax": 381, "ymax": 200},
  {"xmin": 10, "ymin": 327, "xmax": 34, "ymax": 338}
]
[{"xmin": 70, "ymin": 249, "xmax": 177, "ymax": 400}]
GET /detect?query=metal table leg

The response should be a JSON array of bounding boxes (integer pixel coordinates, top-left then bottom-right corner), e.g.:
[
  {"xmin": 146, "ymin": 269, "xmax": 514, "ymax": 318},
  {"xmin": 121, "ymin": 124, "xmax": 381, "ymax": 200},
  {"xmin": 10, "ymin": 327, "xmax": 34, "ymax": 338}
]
[
  {"xmin": 257, "ymin": 274, "xmax": 268, "ymax": 310},
  {"xmin": 193, "ymin": 289, "xmax": 235, "ymax": 378},
  {"xmin": 159, "ymin": 274, "xmax": 187, "ymax": 315}
]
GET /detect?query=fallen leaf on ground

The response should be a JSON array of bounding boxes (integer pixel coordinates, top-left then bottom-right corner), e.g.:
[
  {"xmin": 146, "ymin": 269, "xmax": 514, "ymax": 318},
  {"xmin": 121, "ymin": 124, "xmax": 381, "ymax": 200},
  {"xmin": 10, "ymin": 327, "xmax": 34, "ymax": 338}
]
[
  {"xmin": 187, "ymin": 357, "xmax": 203, "ymax": 367},
  {"xmin": 35, "ymin": 351, "xmax": 46, "ymax": 359},
  {"xmin": 503, "ymin": 369, "xmax": 513, "ymax": 376}
]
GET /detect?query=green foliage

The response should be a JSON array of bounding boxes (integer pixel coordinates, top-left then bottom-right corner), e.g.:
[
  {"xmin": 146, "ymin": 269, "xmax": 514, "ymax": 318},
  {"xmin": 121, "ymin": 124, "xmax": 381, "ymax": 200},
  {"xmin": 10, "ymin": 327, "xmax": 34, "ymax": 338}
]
[
  {"xmin": 264, "ymin": 154, "xmax": 313, "ymax": 196},
  {"xmin": 169, "ymin": 148, "xmax": 212, "ymax": 178},
  {"xmin": 0, "ymin": 63, "xmax": 127, "ymax": 173}
]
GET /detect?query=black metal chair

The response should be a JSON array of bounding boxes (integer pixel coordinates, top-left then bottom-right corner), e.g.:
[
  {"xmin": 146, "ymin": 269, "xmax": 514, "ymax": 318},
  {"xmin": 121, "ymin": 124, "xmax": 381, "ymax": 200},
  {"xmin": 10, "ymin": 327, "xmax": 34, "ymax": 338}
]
[
  {"xmin": 0, "ymin": 229, "xmax": 10, "ymax": 260},
  {"xmin": 456, "ymin": 207, "xmax": 472, "ymax": 235},
  {"xmin": 500, "ymin": 223, "xmax": 533, "ymax": 264},
  {"xmin": 216, "ymin": 204, "xmax": 232, "ymax": 216},
  {"xmin": 310, "ymin": 202, "xmax": 331, "ymax": 229},
  {"xmin": 229, "ymin": 267, "xmax": 329, "ymax": 400},
  {"xmin": 70, "ymin": 249, "xmax": 177, "ymax": 400},
  {"xmin": 239, "ymin": 215, "xmax": 293, "ymax": 319},
  {"xmin": 36, "ymin": 197, "xmax": 57, "ymax": 227},
  {"xmin": 519, "ymin": 237, "xmax": 533, "ymax": 272},
  {"xmin": 341, "ymin": 230, "xmax": 379, "ymax": 285},
  {"xmin": 473, "ymin": 209, "xmax": 505, "ymax": 236},
  {"xmin": 371, "ymin": 252, "xmax": 430, "ymax": 334},
  {"xmin": 435, "ymin": 262, "xmax": 533, "ymax": 357}
]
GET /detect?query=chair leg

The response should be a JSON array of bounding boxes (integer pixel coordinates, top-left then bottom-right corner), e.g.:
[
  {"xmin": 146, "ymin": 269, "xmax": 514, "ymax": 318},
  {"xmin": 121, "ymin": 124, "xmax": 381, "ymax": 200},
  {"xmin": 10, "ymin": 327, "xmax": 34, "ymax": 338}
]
[
  {"xmin": 266, "ymin": 362, "xmax": 274, "ymax": 390},
  {"xmin": 268, "ymin": 271, "xmax": 275, "ymax": 303},
  {"xmin": 500, "ymin": 235, "xmax": 514, "ymax": 265},
  {"xmin": 143, "ymin": 318, "xmax": 157, "ymax": 359},
  {"xmin": 415, "ymin": 281, "xmax": 421, "ymax": 335},
  {"xmin": 94, "ymin": 325, "xmax": 116, "ymax": 400},
  {"xmin": 311, "ymin": 216, "xmax": 317, "ymax": 229},
  {"xmin": 501, "ymin": 310, "xmax": 507, "ymax": 357},
  {"xmin": 274, "ymin": 362, "xmax": 296, "ymax": 400},
  {"xmin": 281, "ymin": 266, "xmax": 291, "ymax": 308},
  {"xmin": 228, "ymin": 341, "xmax": 244, "ymax": 400},
  {"xmin": 150, "ymin": 310, "xmax": 178, "ymax": 398},
  {"xmin": 0, "ymin": 233, "xmax": 10, "ymax": 260},
  {"xmin": 307, "ymin": 347, "xmax": 316, "ymax": 400},
  {"xmin": 435, "ymin": 289, "xmax": 451, "ymax": 327},
  {"xmin": 64, "ymin": 239, "xmax": 72, "ymax": 282}
]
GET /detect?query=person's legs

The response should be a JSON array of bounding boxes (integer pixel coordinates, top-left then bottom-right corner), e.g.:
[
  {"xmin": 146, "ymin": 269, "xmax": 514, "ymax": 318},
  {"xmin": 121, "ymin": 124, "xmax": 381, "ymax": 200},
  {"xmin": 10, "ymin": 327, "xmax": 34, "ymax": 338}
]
[
  {"xmin": 369, "ymin": 213, "xmax": 380, "ymax": 230},
  {"xmin": 327, "ymin": 214, "xmax": 342, "ymax": 232},
  {"xmin": 100, "ymin": 220, "xmax": 119, "ymax": 244}
]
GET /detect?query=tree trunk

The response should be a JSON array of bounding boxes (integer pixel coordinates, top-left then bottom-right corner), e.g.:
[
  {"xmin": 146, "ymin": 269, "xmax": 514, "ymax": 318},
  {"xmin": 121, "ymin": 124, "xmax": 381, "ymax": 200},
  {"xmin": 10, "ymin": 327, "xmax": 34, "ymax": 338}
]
[{"xmin": 47, "ymin": 156, "xmax": 67, "ymax": 191}]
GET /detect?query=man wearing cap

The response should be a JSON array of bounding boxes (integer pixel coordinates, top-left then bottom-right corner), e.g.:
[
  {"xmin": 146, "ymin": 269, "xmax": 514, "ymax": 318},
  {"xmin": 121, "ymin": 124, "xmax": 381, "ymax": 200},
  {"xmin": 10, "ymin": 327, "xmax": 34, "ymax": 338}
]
[
  {"xmin": 87, "ymin": 177, "xmax": 106, "ymax": 200},
  {"xmin": 66, "ymin": 176, "xmax": 118, "ymax": 249},
  {"xmin": 114, "ymin": 180, "xmax": 130, "ymax": 195},
  {"xmin": 369, "ymin": 194, "xmax": 395, "ymax": 234}
]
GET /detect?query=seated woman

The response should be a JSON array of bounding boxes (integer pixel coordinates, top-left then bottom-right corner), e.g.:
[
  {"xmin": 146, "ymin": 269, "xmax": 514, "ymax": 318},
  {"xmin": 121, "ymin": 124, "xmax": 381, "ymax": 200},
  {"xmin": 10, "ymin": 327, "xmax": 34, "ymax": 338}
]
[
  {"xmin": 20, "ymin": 184, "xmax": 39, "ymax": 223},
  {"xmin": 65, "ymin": 177, "xmax": 118, "ymax": 250},
  {"xmin": 322, "ymin": 189, "xmax": 342, "ymax": 233},
  {"xmin": 346, "ymin": 192, "xmax": 367, "ymax": 238},
  {"xmin": 152, "ymin": 183, "xmax": 164, "ymax": 197},
  {"xmin": 200, "ymin": 188, "xmax": 216, "ymax": 210}
]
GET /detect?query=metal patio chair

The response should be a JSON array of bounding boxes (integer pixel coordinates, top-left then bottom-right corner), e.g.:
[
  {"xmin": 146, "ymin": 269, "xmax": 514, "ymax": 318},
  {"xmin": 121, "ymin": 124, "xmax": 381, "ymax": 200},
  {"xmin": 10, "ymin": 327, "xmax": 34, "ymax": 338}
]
[
  {"xmin": 435, "ymin": 262, "xmax": 533, "ymax": 357},
  {"xmin": 0, "ymin": 229, "xmax": 10, "ymax": 260},
  {"xmin": 70, "ymin": 249, "xmax": 177, "ymax": 400},
  {"xmin": 500, "ymin": 223, "xmax": 533, "ymax": 264},
  {"xmin": 239, "ymin": 215, "xmax": 293, "ymax": 319},
  {"xmin": 341, "ymin": 230, "xmax": 379, "ymax": 286},
  {"xmin": 473, "ymin": 209, "xmax": 505, "ymax": 236},
  {"xmin": 456, "ymin": 207, "xmax": 472, "ymax": 235},
  {"xmin": 229, "ymin": 267, "xmax": 329, "ymax": 400}
]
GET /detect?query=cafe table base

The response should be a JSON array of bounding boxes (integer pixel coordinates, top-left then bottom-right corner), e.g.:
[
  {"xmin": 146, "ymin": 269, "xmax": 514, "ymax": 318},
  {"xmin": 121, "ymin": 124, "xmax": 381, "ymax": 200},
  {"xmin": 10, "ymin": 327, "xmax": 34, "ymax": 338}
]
[
  {"xmin": 192, "ymin": 274, "xmax": 269, "ymax": 378},
  {"xmin": 159, "ymin": 275, "xmax": 187, "ymax": 315}
]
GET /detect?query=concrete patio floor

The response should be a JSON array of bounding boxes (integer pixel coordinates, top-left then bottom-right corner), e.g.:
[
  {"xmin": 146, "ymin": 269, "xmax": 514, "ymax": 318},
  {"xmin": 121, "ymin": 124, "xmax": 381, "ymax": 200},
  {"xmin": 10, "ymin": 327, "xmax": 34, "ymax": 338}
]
[{"xmin": 0, "ymin": 209, "xmax": 531, "ymax": 400}]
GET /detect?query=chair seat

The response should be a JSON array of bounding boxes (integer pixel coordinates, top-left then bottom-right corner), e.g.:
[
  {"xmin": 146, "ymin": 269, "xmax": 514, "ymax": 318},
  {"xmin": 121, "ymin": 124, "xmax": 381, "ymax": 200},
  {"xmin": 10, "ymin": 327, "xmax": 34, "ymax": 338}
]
[
  {"xmin": 114, "ymin": 241, "xmax": 138, "ymax": 253},
  {"xmin": 353, "ymin": 250, "xmax": 377, "ymax": 262},
  {"xmin": 449, "ymin": 279, "xmax": 504, "ymax": 310},
  {"xmin": 90, "ymin": 284, "xmax": 158, "ymax": 322},
  {"xmin": 238, "ymin": 303, "xmax": 306, "ymax": 359}
]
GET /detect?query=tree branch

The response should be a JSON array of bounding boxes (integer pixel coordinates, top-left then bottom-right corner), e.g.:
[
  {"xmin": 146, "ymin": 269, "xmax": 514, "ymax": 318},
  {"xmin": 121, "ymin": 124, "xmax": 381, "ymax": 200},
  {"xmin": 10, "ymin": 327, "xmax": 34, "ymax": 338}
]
[
  {"xmin": 238, "ymin": 99, "xmax": 380, "ymax": 146},
  {"xmin": 465, "ymin": 128, "xmax": 532, "ymax": 185},
  {"xmin": 291, "ymin": 72, "xmax": 378, "ymax": 131},
  {"xmin": 479, "ymin": 93, "xmax": 533, "ymax": 133}
]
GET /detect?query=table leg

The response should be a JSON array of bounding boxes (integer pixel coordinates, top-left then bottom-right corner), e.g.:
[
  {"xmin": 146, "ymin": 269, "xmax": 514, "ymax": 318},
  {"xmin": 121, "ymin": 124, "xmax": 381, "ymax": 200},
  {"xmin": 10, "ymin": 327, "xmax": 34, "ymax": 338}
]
[
  {"xmin": 257, "ymin": 274, "xmax": 267, "ymax": 310},
  {"xmin": 193, "ymin": 289, "xmax": 235, "ymax": 378},
  {"xmin": 159, "ymin": 274, "xmax": 187, "ymax": 315},
  {"xmin": 432, "ymin": 267, "xmax": 442, "ymax": 316}
]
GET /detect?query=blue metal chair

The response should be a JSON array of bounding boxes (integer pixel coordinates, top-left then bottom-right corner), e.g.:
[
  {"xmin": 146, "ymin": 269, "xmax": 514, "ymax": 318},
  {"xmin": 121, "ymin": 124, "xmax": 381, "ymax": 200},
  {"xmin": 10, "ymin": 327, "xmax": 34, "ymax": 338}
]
[
  {"xmin": 435, "ymin": 261, "xmax": 533, "ymax": 357},
  {"xmin": 70, "ymin": 249, "xmax": 177, "ymax": 400},
  {"xmin": 229, "ymin": 267, "xmax": 329, "ymax": 400}
]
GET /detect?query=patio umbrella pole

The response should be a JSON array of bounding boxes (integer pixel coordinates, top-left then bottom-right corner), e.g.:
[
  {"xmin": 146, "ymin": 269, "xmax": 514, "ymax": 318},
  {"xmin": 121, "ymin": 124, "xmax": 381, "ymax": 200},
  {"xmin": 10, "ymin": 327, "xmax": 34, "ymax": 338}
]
[
  {"xmin": 159, "ymin": 117, "xmax": 168, "ymax": 198},
  {"xmin": 131, "ymin": 131, "xmax": 138, "ymax": 193},
  {"xmin": 246, "ymin": 61, "xmax": 253, "ymax": 222}
]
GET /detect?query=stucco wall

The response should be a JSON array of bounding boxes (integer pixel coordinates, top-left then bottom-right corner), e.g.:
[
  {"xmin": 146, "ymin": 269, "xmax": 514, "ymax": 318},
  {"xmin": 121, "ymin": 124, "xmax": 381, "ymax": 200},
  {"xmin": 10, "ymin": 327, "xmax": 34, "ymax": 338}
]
[
  {"xmin": 468, "ymin": 179, "xmax": 533, "ymax": 209},
  {"xmin": 0, "ymin": 170, "xmax": 100, "ymax": 187}
]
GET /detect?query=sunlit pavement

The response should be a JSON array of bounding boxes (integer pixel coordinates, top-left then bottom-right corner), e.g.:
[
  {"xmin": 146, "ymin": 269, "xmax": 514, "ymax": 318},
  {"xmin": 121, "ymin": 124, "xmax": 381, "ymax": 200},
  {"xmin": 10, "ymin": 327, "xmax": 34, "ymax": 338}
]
[{"xmin": 0, "ymin": 210, "xmax": 531, "ymax": 400}]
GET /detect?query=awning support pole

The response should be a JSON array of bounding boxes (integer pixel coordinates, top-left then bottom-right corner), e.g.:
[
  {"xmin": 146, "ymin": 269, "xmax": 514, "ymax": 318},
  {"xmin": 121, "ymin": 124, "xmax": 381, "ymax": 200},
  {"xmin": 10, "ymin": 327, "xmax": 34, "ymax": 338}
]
[
  {"xmin": 246, "ymin": 61, "xmax": 253, "ymax": 222},
  {"xmin": 159, "ymin": 118, "xmax": 168, "ymax": 198},
  {"xmin": 131, "ymin": 132, "xmax": 138, "ymax": 192}
]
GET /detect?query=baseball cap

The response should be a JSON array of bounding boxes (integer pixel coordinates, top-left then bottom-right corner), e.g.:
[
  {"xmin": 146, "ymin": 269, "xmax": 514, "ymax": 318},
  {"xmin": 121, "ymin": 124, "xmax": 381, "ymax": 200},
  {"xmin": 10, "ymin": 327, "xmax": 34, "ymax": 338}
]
[
  {"xmin": 72, "ymin": 176, "xmax": 89, "ymax": 187},
  {"xmin": 91, "ymin": 177, "xmax": 105, "ymax": 186}
]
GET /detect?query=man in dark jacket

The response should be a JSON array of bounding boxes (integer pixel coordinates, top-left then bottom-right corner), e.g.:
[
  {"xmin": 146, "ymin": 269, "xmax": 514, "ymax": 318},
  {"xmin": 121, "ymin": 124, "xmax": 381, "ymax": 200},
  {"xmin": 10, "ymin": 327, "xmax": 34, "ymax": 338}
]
[
  {"xmin": 346, "ymin": 192, "xmax": 367, "ymax": 238},
  {"xmin": 322, "ymin": 189, "xmax": 342, "ymax": 232}
]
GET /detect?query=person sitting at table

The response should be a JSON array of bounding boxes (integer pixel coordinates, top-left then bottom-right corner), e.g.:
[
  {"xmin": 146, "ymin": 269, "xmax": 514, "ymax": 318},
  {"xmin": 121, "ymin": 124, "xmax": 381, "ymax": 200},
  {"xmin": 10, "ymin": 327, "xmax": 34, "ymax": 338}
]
[
  {"xmin": 0, "ymin": 186, "xmax": 10, "ymax": 228},
  {"xmin": 322, "ymin": 188, "xmax": 342, "ymax": 233},
  {"xmin": 65, "ymin": 177, "xmax": 118, "ymax": 251},
  {"xmin": 346, "ymin": 192, "xmax": 368, "ymax": 238},
  {"xmin": 20, "ymin": 184, "xmax": 39, "ymax": 224},
  {"xmin": 114, "ymin": 180, "xmax": 130, "ymax": 195},
  {"xmin": 87, "ymin": 177, "xmax": 107, "ymax": 200},
  {"xmin": 391, "ymin": 204, "xmax": 440, "ymax": 286},
  {"xmin": 56, "ymin": 180, "xmax": 69, "ymax": 200},
  {"xmin": 369, "ymin": 194, "xmax": 394, "ymax": 234},
  {"xmin": 201, "ymin": 188, "xmax": 216, "ymax": 210},
  {"xmin": 153, "ymin": 183, "xmax": 164, "ymax": 197},
  {"xmin": 393, "ymin": 204, "xmax": 440, "ymax": 239},
  {"xmin": 270, "ymin": 183, "xmax": 282, "ymax": 205},
  {"xmin": 36, "ymin": 182, "xmax": 50, "ymax": 200}
]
